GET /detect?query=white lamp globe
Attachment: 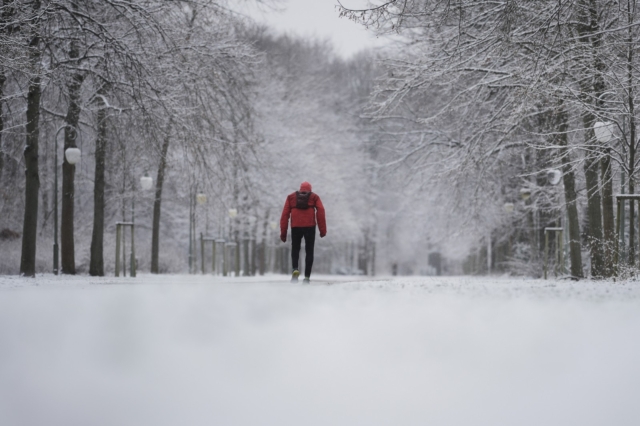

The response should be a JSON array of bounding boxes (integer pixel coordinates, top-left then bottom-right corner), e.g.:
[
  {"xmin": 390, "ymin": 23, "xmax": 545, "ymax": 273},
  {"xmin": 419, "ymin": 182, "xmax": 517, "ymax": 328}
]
[
  {"xmin": 503, "ymin": 202, "xmax": 514, "ymax": 213},
  {"xmin": 228, "ymin": 208, "xmax": 238, "ymax": 218},
  {"xmin": 196, "ymin": 193, "xmax": 207, "ymax": 205},
  {"xmin": 64, "ymin": 147, "xmax": 81, "ymax": 165},
  {"xmin": 140, "ymin": 175, "xmax": 153, "ymax": 191},
  {"xmin": 593, "ymin": 121, "xmax": 615, "ymax": 143},
  {"xmin": 547, "ymin": 169, "xmax": 562, "ymax": 186},
  {"xmin": 519, "ymin": 188, "xmax": 531, "ymax": 201}
]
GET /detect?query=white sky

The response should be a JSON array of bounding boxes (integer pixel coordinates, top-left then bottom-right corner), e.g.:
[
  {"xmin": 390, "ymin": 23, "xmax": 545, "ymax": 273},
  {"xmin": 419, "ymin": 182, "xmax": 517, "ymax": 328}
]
[{"xmin": 238, "ymin": 0, "xmax": 388, "ymax": 58}]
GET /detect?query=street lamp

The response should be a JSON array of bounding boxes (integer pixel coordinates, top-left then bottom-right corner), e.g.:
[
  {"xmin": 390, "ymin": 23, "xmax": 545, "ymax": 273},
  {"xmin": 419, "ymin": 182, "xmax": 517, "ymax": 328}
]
[
  {"xmin": 520, "ymin": 187, "xmax": 536, "ymax": 262},
  {"xmin": 594, "ymin": 121, "xmax": 615, "ymax": 143},
  {"xmin": 502, "ymin": 202, "xmax": 515, "ymax": 262},
  {"xmin": 546, "ymin": 168, "xmax": 565, "ymax": 274},
  {"xmin": 140, "ymin": 174, "xmax": 153, "ymax": 191},
  {"xmin": 53, "ymin": 127, "xmax": 81, "ymax": 275},
  {"xmin": 188, "ymin": 191, "xmax": 209, "ymax": 274},
  {"xmin": 64, "ymin": 147, "xmax": 81, "ymax": 164},
  {"xmin": 245, "ymin": 215, "xmax": 258, "ymax": 276},
  {"xmin": 267, "ymin": 221, "xmax": 278, "ymax": 274},
  {"xmin": 130, "ymin": 173, "xmax": 153, "ymax": 276},
  {"xmin": 227, "ymin": 208, "xmax": 239, "ymax": 276},
  {"xmin": 547, "ymin": 169, "xmax": 562, "ymax": 186},
  {"xmin": 193, "ymin": 193, "xmax": 208, "ymax": 273}
]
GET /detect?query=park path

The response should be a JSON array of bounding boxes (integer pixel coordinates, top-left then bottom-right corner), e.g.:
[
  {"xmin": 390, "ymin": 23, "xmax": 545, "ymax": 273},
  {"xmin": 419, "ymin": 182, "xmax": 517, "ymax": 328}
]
[{"xmin": 1, "ymin": 274, "xmax": 639, "ymax": 426}]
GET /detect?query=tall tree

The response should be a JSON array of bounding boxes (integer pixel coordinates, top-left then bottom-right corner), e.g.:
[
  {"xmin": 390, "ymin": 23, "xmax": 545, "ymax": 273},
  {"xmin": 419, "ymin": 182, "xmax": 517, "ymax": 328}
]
[
  {"xmin": 151, "ymin": 124, "xmax": 170, "ymax": 274},
  {"xmin": 60, "ymin": 20, "xmax": 84, "ymax": 275},
  {"xmin": 555, "ymin": 99, "xmax": 584, "ymax": 279},
  {"xmin": 20, "ymin": 0, "xmax": 42, "ymax": 277},
  {"xmin": 89, "ymin": 82, "xmax": 108, "ymax": 276}
]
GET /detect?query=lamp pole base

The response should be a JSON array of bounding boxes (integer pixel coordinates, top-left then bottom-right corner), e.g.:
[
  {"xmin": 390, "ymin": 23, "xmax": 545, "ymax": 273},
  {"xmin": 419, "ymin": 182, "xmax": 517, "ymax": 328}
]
[{"xmin": 53, "ymin": 243, "xmax": 59, "ymax": 275}]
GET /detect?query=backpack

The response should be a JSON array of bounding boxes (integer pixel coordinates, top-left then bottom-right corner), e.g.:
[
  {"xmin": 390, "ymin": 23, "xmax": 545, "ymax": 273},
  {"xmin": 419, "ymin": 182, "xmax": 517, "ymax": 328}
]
[{"xmin": 295, "ymin": 191, "xmax": 312, "ymax": 209}]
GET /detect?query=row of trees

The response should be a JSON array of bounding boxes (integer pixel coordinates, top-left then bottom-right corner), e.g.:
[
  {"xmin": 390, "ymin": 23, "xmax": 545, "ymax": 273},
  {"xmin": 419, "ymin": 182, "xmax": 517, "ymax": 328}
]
[
  {"xmin": 339, "ymin": 0, "xmax": 640, "ymax": 279},
  {"xmin": 0, "ymin": 0, "xmax": 391, "ymax": 277},
  {"xmin": 0, "ymin": 0, "xmax": 268, "ymax": 276}
]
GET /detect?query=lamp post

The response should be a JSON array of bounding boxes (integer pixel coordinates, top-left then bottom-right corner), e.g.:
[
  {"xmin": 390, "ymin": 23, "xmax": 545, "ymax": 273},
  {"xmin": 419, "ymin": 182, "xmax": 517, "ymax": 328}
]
[
  {"xmin": 502, "ymin": 202, "xmax": 516, "ymax": 257},
  {"xmin": 196, "ymin": 193, "xmax": 207, "ymax": 273},
  {"xmin": 53, "ymin": 126, "xmax": 81, "ymax": 275},
  {"xmin": 52, "ymin": 126, "xmax": 64, "ymax": 275},
  {"xmin": 246, "ymin": 215, "xmax": 257, "ymax": 276},
  {"xmin": 268, "ymin": 220, "xmax": 278, "ymax": 272},
  {"xmin": 186, "ymin": 189, "xmax": 203, "ymax": 274},
  {"xmin": 547, "ymin": 168, "xmax": 565, "ymax": 276},
  {"xmin": 228, "ymin": 208, "xmax": 238, "ymax": 276},
  {"xmin": 132, "ymin": 174, "xmax": 153, "ymax": 276},
  {"xmin": 520, "ymin": 187, "xmax": 536, "ymax": 263}
]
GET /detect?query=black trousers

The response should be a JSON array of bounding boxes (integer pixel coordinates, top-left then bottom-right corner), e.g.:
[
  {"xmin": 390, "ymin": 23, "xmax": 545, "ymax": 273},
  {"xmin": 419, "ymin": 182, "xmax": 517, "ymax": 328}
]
[{"xmin": 291, "ymin": 226, "xmax": 316, "ymax": 278}]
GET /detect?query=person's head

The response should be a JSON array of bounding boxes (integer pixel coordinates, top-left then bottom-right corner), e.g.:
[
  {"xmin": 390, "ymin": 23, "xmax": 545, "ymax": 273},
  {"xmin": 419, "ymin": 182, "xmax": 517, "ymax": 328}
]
[{"xmin": 299, "ymin": 181, "xmax": 312, "ymax": 193}]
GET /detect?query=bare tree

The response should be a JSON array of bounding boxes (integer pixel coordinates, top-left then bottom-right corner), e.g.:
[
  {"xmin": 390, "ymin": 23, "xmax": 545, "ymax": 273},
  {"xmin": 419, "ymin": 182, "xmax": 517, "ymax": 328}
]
[{"xmin": 20, "ymin": 1, "xmax": 43, "ymax": 277}]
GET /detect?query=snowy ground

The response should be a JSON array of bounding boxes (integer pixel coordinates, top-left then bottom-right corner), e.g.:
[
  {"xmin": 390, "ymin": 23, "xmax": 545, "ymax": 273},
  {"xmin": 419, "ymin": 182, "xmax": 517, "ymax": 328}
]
[{"xmin": 1, "ymin": 274, "xmax": 640, "ymax": 426}]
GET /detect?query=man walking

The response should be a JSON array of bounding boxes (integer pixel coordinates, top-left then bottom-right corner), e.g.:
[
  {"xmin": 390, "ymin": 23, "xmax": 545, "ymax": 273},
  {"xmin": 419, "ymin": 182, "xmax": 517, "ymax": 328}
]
[{"xmin": 280, "ymin": 181, "xmax": 326, "ymax": 283}]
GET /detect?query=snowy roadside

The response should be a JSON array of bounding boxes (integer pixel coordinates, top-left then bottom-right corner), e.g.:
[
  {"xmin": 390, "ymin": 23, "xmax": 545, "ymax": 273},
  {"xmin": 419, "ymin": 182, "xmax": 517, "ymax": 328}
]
[
  {"xmin": 3, "ymin": 273, "xmax": 640, "ymax": 301},
  {"xmin": 341, "ymin": 275, "xmax": 640, "ymax": 301},
  {"xmin": 0, "ymin": 273, "xmax": 376, "ymax": 289},
  {"xmin": 1, "ymin": 274, "xmax": 640, "ymax": 426}
]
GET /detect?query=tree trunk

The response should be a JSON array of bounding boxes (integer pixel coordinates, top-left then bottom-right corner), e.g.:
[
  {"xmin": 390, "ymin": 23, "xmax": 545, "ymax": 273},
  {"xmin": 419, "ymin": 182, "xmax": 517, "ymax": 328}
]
[
  {"xmin": 60, "ymin": 37, "xmax": 84, "ymax": 275},
  {"xmin": 151, "ymin": 127, "xmax": 171, "ymax": 273},
  {"xmin": 583, "ymin": 144, "xmax": 604, "ymax": 278},
  {"xmin": 0, "ymin": 73, "xmax": 5, "ymax": 182},
  {"xmin": 556, "ymin": 102, "xmax": 583, "ymax": 279},
  {"xmin": 587, "ymin": 0, "xmax": 614, "ymax": 277},
  {"xmin": 0, "ymin": 0, "xmax": 16, "ymax": 183},
  {"xmin": 20, "ymin": 8, "xmax": 42, "ymax": 277},
  {"xmin": 575, "ymin": 0, "xmax": 610, "ymax": 278},
  {"xmin": 628, "ymin": 114, "xmax": 636, "ymax": 266},
  {"xmin": 89, "ymin": 87, "xmax": 108, "ymax": 276},
  {"xmin": 627, "ymin": 0, "xmax": 637, "ymax": 265},
  {"xmin": 601, "ymin": 152, "xmax": 615, "ymax": 276}
]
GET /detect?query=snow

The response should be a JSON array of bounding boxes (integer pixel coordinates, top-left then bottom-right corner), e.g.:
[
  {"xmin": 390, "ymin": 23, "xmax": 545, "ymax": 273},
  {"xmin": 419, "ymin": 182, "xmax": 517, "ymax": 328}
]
[{"xmin": 1, "ymin": 274, "xmax": 640, "ymax": 426}]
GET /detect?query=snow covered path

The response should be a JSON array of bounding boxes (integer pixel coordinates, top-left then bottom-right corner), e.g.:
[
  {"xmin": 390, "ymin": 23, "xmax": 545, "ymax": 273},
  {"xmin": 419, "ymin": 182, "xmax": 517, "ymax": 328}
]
[{"xmin": 1, "ymin": 274, "xmax": 640, "ymax": 426}]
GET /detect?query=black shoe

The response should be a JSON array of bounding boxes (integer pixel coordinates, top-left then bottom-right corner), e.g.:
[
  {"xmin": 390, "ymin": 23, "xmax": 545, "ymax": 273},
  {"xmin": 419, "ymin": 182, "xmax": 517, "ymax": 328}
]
[{"xmin": 291, "ymin": 270, "xmax": 300, "ymax": 283}]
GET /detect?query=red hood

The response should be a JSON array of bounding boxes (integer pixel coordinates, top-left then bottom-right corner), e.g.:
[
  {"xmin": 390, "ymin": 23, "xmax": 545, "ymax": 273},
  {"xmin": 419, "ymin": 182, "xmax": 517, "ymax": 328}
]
[{"xmin": 300, "ymin": 181, "xmax": 312, "ymax": 192}]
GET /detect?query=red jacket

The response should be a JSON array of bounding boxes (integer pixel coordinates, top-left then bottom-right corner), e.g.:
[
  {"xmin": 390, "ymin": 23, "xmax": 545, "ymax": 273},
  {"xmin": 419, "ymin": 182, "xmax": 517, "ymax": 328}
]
[{"xmin": 280, "ymin": 192, "xmax": 326, "ymax": 236}]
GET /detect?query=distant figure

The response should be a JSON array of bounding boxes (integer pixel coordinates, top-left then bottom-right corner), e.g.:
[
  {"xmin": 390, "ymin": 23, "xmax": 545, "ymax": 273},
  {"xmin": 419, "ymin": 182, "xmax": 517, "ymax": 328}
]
[{"xmin": 280, "ymin": 182, "xmax": 326, "ymax": 283}]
